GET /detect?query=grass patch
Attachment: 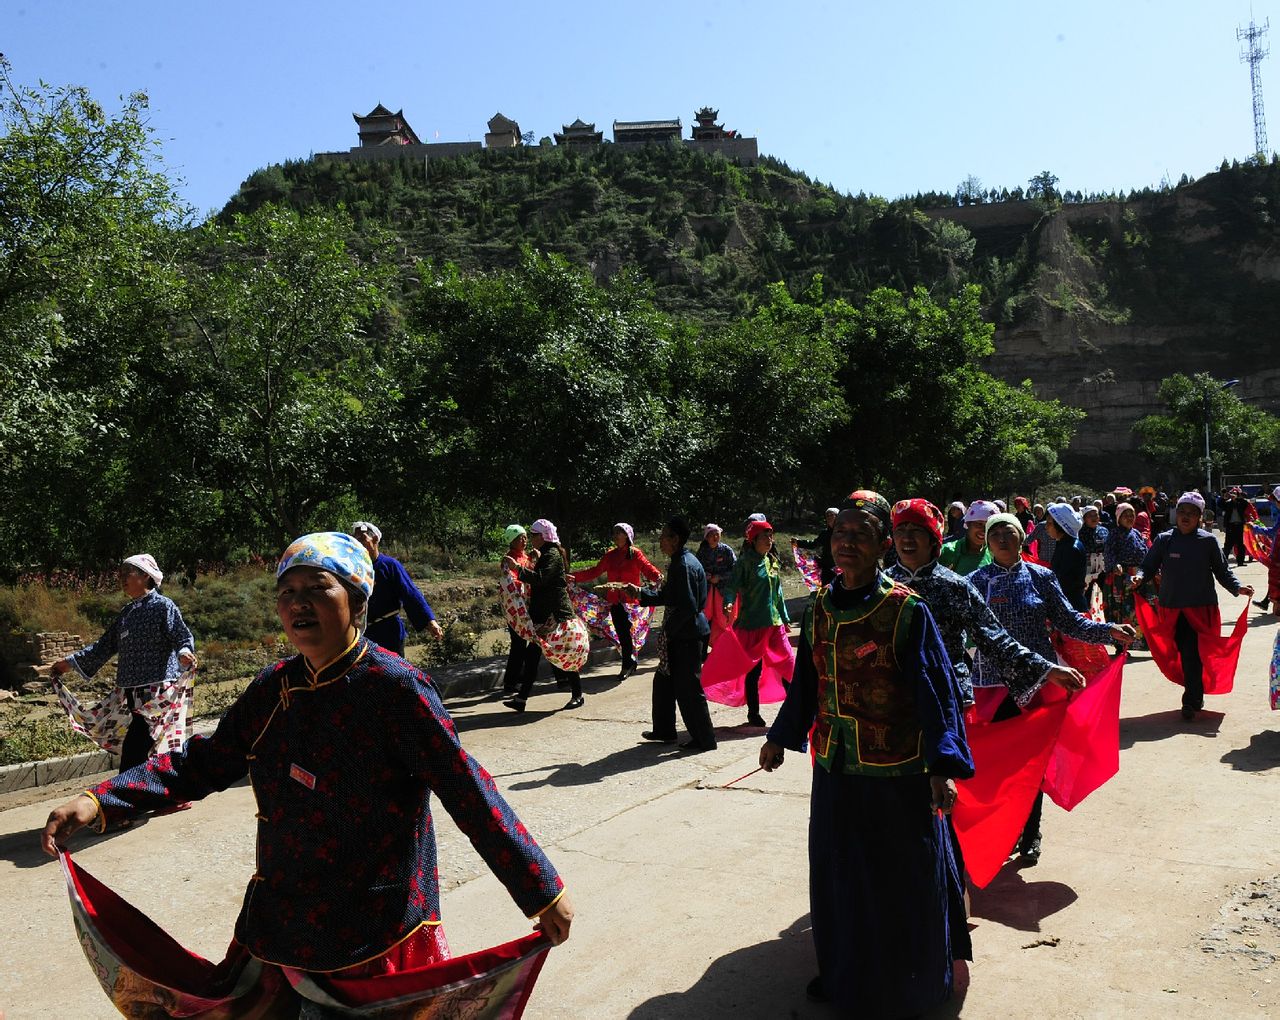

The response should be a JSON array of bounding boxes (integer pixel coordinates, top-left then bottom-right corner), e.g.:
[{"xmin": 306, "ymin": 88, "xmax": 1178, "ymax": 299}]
[{"xmin": 0, "ymin": 708, "xmax": 97, "ymax": 766}]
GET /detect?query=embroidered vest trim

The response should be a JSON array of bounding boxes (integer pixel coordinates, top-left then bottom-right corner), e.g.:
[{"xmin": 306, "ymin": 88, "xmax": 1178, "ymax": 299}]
[{"xmin": 806, "ymin": 575, "xmax": 925, "ymax": 776}]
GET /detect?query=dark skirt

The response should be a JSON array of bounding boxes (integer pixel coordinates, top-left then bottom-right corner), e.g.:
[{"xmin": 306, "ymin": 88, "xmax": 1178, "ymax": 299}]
[{"xmin": 809, "ymin": 751, "xmax": 967, "ymax": 1018}]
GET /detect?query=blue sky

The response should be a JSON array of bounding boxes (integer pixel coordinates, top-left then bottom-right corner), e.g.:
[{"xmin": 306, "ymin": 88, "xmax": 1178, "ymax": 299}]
[{"xmin": 5, "ymin": 1, "xmax": 1273, "ymax": 217}]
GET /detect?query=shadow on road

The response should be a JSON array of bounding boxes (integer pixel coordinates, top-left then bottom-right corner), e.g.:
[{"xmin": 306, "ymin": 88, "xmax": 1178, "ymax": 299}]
[
  {"xmin": 1119, "ymin": 709, "xmax": 1224, "ymax": 749},
  {"xmin": 968, "ymin": 863, "xmax": 1078, "ymax": 933},
  {"xmin": 0, "ymin": 813, "xmax": 151, "ymax": 869},
  {"xmin": 1221, "ymin": 730, "xmax": 1280, "ymax": 771},
  {"xmin": 627, "ymin": 914, "xmax": 821, "ymax": 1019},
  {"xmin": 503, "ymin": 742, "xmax": 683, "ymax": 790}
]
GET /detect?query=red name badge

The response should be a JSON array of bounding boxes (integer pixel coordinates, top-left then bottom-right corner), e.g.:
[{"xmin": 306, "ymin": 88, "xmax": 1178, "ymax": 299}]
[
  {"xmin": 289, "ymin": 764, "xmax": 316, "ymax": 790},
  {"xmin": 854, "ymin": 641, "xmax": 877, "ymax": 659}
]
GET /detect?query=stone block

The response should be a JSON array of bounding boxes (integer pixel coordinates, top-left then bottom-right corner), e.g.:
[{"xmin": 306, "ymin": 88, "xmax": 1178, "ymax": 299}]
[
  {"xmin": 35, "ymin": 750, "xmax": 116, "ymax": 787},
  {"xmin": 19, "ymin": 679, "xmax": 52, "ymax": 696},
  {"xmin": 0, "ymin": 761, "xmax": 38, "ymax": 794}
]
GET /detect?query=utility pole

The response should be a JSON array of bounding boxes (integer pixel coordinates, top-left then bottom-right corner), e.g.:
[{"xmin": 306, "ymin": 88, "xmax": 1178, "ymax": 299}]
[{"xmin": 1239, "ymin": 17, "xmax": 1271, "ymax": 157}]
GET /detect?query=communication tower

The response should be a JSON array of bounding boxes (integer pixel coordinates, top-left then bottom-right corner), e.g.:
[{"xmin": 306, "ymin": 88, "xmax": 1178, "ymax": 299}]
[{"xmin": 1238, "ymin": 17, "xmax": 1271, "ymax": 156}]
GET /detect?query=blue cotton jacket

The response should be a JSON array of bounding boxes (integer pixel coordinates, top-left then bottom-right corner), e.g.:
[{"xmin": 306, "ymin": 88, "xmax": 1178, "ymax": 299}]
[
  {"xmin": 966, "ymin": 560, "xmax": 1112, "ymax": 687},
  {"xmin": 70, "ymin": 591, "xmax": 194, "ymax": 688}
]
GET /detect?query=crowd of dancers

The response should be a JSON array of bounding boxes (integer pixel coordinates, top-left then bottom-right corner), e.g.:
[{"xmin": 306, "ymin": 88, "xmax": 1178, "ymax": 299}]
[{"xmin": 34, "ymin": 480, "xmax": 1280, "ymax": 1018}]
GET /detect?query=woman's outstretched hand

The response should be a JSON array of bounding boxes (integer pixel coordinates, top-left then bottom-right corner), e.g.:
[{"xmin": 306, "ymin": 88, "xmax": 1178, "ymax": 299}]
[
  {"xmin": 41, "ymin": 794, "xmax": 99, "ymax": 857},
  {"xmin": 536, "ymin": 893, "xmax": 575, "ymax": 945}
]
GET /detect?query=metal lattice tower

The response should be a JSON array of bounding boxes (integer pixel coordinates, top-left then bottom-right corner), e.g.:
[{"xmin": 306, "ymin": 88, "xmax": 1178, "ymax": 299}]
[{"xmin": 1238, "ymin": 17, "xmax": 1271, "ymax": 156}]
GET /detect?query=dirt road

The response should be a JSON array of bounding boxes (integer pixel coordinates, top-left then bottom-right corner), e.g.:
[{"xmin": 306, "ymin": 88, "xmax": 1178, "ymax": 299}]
[{"xmin": 1, "ymin": 561, "xmax": 1277, "ymax": 1018}]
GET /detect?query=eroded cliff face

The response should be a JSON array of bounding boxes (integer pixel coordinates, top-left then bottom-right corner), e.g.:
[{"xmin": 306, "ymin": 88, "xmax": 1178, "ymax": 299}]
[{"xmin": 954, "ymin": 188, "xmax": 1280, "ymax": 487}]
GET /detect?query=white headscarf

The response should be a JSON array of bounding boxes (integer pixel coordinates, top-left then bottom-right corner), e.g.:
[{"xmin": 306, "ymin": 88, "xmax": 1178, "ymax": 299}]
[{"xmin": 122, "ymin": 554, "xmax": 163, "ymax": 587}]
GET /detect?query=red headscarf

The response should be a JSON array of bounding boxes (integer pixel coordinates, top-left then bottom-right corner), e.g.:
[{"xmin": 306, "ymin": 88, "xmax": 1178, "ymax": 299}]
[
  {"xmin": 1134, "ymin": 511, "xmax": 1152, "ymax": 543},
  {"xmin": 891, "ymin": 498, "xmax": 945, "ymax": 546},
  {"xmin": 745, "ymin": 519, "xmax": 774, "ymax": 542}
]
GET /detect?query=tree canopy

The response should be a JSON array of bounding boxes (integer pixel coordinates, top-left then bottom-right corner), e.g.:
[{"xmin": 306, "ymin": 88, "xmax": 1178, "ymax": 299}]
[{"xmin": 0, "ymin": 69, "xmax": 1094, "ymax": 574}]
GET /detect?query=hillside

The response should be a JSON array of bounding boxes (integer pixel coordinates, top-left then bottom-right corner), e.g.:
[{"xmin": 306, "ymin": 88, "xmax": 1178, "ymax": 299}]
[
  {"xmin": 232, "ymin": 148, "xmax": 1280, "ymax": 483},
  {"xmin": 931, "ymin": 161, "xmax": 1280, "ymax": 480},
  {"xmin": 223, "ymin": 145, "xmax": 964, "ymax": 322}
]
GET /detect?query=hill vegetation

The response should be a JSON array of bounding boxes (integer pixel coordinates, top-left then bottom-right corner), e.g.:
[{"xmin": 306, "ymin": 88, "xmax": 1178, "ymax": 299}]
[{"xmin": 7, "ymin": 62, "xmax": 1280, "ymax": 579}]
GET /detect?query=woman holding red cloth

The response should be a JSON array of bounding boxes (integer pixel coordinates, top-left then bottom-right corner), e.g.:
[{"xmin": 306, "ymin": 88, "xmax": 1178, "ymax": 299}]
[
  {"xmin": 1130, "ymin": 492, "xmax": 1254, "ymax": 720},
  {"xmin": 570, "ymin": 523, "xmax": 661, "ymax": 678},
  {"xmin": 704, "ymin": 519, "xmax": 794, "ymax": 727}
]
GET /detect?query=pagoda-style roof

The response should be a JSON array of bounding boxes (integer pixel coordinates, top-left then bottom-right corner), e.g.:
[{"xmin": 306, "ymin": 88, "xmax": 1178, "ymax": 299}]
[
  {"xmin": 488, "ymin": 112, "xmax": 520, "ymax": 133},
  {"xmin": 695, "ymin": 106, "xmax": 719, "ymax": 121},
  {"xmin": 352, "ymin": 105, "xmax": 420, "ymax": 146},
  {"xmin": 613, "ymin": 119, "xmax": 681, "ymax": 132},
  {"xmin": 555, "ymin": 118, "xmax": 603, "ymax": 145}
]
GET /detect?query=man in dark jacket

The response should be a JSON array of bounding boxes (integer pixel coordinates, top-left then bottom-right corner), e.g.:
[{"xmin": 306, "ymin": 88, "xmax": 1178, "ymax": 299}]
[
  {"xmin": 1221, "ymin": 487, "xmax": 1253, "ymax": 566},
  {"xmin": 629, "ymin": 516, "xmax": 718, "ymax": 753}
]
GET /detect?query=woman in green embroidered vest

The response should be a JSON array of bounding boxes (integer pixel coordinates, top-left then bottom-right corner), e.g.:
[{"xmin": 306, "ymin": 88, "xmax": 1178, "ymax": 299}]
[
  {"xmin": 702, "ymin": 519, "xmax": 794, "ymax": 727},
  {"xmin": 758, "ymin": 490, "xmax": 973, "ymax": 1017}
]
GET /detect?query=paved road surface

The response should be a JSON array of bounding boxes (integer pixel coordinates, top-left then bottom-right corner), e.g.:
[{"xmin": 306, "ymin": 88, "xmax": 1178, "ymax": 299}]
[{"xmin": 2, "ymin": 561, "xmax": 1278, "ymax": 1018}]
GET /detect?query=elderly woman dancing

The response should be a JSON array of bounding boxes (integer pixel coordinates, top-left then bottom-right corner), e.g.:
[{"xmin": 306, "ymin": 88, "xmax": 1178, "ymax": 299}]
[
  {"xmin": 42, "ymin": 531, "xmax": 573, "ymax": 1016},
  {"xmin": 50, "ymin": 554, "xmax": 197, "ymax": 774}
]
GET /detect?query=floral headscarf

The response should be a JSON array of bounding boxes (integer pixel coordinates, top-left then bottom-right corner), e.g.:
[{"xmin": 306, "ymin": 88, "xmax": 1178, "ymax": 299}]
[{"xmin": 277, "ymin": 532, "xmax": 375, "ymax": 628}]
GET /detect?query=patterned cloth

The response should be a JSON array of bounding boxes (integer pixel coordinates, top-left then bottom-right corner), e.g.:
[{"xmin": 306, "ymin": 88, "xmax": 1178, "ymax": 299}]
[
  {"xmin": 59, "ymin": 850, "xmax": 552, "ymax": 1019},
  {"xmin": 886, "ymin": 560, "xmax": 1053, "ymax": 707},
  {"xmin": 68, "ymin": 591, "xmax": 195, "ymax": 689},
  {"xmin": 86, "ymin": 639, "xmax": 565, "ymax": 972},
  {"xmin": 792, "ymin": 546, "xmax": 823, "ymax": 591},
  {"xmin": 1270, "ymin": 630, "xmax": 1280, "ymax": 711},
  {"xmin": 52, "ymin": 670, "xmax": 193, "ymax": 756},
  {"xmin": 500, "ymin": 572, "xmax": 590, "ymax": 672},
  {"xmin": 567, "ymin": 582, "xmax": 655, "ymax": 649},
  {"xmin": 966, "ymin": 560, "xmax": 1113, "ymax": 688}
]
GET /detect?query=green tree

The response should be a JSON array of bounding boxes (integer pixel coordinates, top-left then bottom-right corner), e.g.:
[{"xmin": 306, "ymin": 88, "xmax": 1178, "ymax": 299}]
[
  {"xmin": 1135, "ymin": 373, "xmax": 1280, "ymax": 488},
  {"xmin": 175, "ymin": 205, "xmax": 398, "ymax": 547},
  {"xmin": 0, "ymin": 58, "xmax": 188, "ymax": 572}
]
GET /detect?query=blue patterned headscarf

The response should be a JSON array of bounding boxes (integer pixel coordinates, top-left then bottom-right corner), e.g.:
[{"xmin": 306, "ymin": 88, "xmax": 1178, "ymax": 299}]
[{"xmin": 277, "ymin": 532, "xmax": 375, "ymax": 601}]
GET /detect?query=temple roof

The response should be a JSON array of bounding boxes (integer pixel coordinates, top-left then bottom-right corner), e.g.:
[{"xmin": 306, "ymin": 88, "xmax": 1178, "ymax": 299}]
[
  {"xmin": 488, "ymin": 112, "xmax": 519, "ymax": 132},
  {"xmin": 354, "ymin": 104, "xmax": 398, "ymax": 121},
  {"xmin": 563, "ymin": 118, "xmax": 597, "ymax": 130},
  {"xmin": 613, "ymin": 119, "xmax": 681, "ymax": 131}
]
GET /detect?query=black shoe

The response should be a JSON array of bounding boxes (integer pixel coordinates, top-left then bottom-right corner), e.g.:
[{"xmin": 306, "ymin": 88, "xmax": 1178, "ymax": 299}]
[
  {"xmin": 619, "ymin": 660, "xmax": 638, "ymax": 679},
  {"xmin": 679, "ymin": 739, "xmax": 712, "ymax": 753},
  {"xmin": 1019, "ymin": 835, "xmax": 1041, "ymax": 864},
  {"xmin": 563, "ymin": 696, "xmax": 585, "ymax": 710},
  {"xmin": 1181, "ymin": 706, "xmax": 1197, "ymax": 720},
  {"xmin": 641, "ymin": 730, "xmax": 677, "ymax": 743},
  {"xmin": 746, "ymin": 714, "xmax": 767, "ymax": 728},
  {"xmin": 805, "ymin": 975, "xmax": 827, "ymax": 1003},
  {"xmin": 1254, "ymin": 598, "xmax": 1271, "ymax": 609},
  {"xmin": 503, "ymin": 698, "xmax": 526, "ymax": 713}
]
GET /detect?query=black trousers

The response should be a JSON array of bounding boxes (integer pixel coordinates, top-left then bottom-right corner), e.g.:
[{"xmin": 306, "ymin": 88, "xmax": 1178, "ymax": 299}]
[
  {"xmin": 1175, "ymin": 613, "xmax": 1205, "ymax": 711},
  {"xmin": 651, "ymin": 631, "xmax": 717, "ymax": 748},
  {"xmin": 517, "ymin": 641, "xmax": 581, "ymax": 700},
  {"xmin": 119, "ymin": 690, "xmax": 153, "ymax": 773},
  {"xmin": 1224, "ymin": 524, "xmax": 1247, "ymax": 564},
  {"xmin": 609, "ymin": 603, "xmax": 636, "ymax": 668},
  {"xmin": 502, "ymin": 626, "xmax": 529, "ymax": 692},
  {"xmin": 744, "ymin": 662, "xmax": 762, "ymax": 718}
]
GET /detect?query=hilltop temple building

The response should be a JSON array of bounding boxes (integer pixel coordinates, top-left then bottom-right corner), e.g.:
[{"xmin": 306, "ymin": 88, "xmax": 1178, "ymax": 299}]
[{"xmin": 318, "ymin": 105, "xmax": 757, "ymax": 164}]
